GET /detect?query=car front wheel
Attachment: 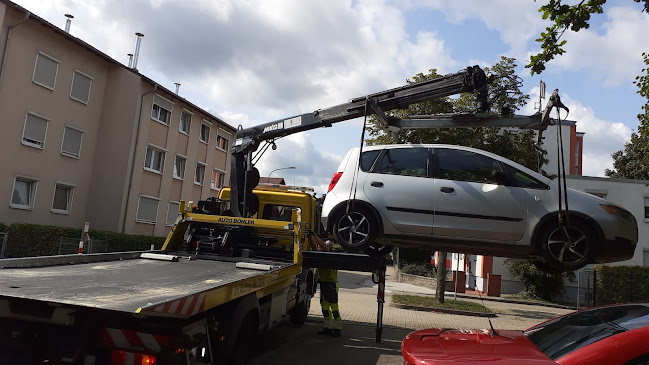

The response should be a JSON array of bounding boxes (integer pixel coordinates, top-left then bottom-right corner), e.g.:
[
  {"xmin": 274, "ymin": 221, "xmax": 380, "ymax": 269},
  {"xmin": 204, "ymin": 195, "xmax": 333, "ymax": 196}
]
[
  {"xmin": 537, "ymin": 219, "xmax": 594, "ymax": 271},
  {"xmin": 332, "ymin": 207, "xmax": 378, "ymax": 252}
]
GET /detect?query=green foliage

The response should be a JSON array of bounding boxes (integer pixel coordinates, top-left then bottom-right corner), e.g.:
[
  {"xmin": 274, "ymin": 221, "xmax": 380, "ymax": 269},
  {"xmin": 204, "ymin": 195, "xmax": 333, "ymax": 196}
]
[
  {"xmin": 392, "ymin": 294, "xmax": 493, "ymax": 313},
  {"xmin": 605, "ymin": 52, "xmax": 649, "ymax": 179},
  {"xmin": 527, "ymin": 0, "xmax": 649, "ymax": 75},
  {"xmin": 400, "ymin": 262, "xmax": 437, "ymax": 278},
  {"xmin": 365, "ymin": 58, "xmax": 544, "ymax": 172},
  {"xmin": 505, "ymin": 258, "xmax": 575, "ymax": 302},
  {"xmin": 1, "ymin": 222, "xmax": 165, "ymax": 258},
  {"xmin": 398, "ymin": 247, "xmax": 433, "ymax": 266},
  {"xmin": 594, "ymin": 265, "xmax": 649, "ymax": 305}
]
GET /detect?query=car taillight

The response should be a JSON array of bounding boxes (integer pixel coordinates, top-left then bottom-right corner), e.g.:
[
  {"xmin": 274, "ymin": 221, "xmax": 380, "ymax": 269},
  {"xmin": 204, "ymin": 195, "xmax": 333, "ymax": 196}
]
[
  {"xmin": 327, "ymin": 172, "xmax": 343, "ymax": 193},
  {"xmin": 111, "ymin": 349, "xmax": 157, "ymax": 365}
]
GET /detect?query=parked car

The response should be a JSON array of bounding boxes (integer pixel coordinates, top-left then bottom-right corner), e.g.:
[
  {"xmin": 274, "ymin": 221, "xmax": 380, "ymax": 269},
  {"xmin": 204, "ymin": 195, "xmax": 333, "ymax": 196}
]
[
  {"xmin": 401, "ymin": 303, "xmax": 649, "ymax": 365},
  {"xmin": 321, "ymin": 144, "xmax": 638, "ymax": 272}
]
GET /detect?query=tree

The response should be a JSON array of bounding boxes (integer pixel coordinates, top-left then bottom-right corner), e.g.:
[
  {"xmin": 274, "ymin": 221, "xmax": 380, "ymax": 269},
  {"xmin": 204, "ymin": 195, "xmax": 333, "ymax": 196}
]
[
  {"xmin": 605, "ymin": 52, "xmax": 649, "ymax": 179},
  {"xmin": 505, "ymin": 258, "xmax": 575, "ymax": 301},
  {"xmin": 366, "ymin": 57, "xmax": 546, "ymax": 302},
  {"xmin": 527, "ymin": 0, "xmax": 649, "ymax": 75}
]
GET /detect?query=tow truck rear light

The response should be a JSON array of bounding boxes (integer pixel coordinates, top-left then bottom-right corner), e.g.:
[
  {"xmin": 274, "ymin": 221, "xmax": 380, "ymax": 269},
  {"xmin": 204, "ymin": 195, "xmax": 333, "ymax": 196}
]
[
  {"xmin": 328, "ymin": 172, "xmax": 343, "ymax": 192},
  {"xmin": 111, "ymin": 349, "xmax": 157, "ymax": 365}
]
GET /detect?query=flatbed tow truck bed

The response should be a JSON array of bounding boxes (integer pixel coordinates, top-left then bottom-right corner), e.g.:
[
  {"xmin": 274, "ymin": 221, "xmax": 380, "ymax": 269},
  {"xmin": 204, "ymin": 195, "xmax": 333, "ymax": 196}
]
[{"xmin": 0, "ymin": 252, "xmax": 299, "ymax": 317}]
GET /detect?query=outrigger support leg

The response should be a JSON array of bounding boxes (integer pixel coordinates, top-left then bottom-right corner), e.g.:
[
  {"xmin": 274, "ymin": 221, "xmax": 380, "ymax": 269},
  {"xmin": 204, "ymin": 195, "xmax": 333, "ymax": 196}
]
[{"xmin": 373, "ymin": 265, "xmax": 386, "ymax": 343}]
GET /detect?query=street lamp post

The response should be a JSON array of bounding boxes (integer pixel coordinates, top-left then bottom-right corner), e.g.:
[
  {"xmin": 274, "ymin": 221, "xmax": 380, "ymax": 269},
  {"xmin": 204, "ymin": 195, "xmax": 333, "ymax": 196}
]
[{"xmin": 268, "ymin": 166, "xmax": 296, "ymax": 178}]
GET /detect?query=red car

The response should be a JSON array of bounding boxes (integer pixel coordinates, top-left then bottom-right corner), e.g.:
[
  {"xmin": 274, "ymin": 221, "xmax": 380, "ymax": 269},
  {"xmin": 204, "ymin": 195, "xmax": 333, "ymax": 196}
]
[{"xmin": 401, "ymin": 303, "xmax": 649, "ymax": 365}]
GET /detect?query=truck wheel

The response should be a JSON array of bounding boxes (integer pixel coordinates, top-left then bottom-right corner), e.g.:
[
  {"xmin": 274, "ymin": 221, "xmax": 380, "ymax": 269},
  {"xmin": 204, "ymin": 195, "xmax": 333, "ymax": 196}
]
[
  {"xmin": 290, "ymin": 295, "xmax": 311, "ymax": 325},
  {"xmin": 231, "ymin": 313, "xmax": 258, "ymax": 365},
  {"xmin": 333, "ymin": 207, "xmax": 378, "ymax": 252}
]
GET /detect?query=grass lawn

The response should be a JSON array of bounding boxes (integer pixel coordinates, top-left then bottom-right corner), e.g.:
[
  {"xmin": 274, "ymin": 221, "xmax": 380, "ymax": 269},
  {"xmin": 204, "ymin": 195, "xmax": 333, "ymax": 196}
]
[{"xmin": 392, "ymin": 294, "xmax": 493, "ymax": 313}]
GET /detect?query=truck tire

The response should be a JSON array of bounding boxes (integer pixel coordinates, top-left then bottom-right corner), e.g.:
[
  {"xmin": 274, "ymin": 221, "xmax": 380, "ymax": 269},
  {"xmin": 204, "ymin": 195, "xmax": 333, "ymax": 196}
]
[
  {"xmin": 289, "ymin": 295, "xmax": 311, "ymax": 325},
  {"xmin": 231, "ymin": 312, "xmax": 258, "ymax": 365}
]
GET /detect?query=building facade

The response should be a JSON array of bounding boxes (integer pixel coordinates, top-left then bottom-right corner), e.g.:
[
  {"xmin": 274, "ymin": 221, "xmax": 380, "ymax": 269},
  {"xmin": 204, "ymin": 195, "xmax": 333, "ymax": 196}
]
[{"xmin": 0, "ymin": 0, "xmax": 235, "ymax": 236}]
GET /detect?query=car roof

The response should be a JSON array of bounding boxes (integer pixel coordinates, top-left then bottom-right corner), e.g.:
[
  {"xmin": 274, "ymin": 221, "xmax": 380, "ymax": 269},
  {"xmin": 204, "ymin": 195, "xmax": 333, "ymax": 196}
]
[{"xmin": 355, "ymin": 144, "xmax": 550, "ymax": 184}]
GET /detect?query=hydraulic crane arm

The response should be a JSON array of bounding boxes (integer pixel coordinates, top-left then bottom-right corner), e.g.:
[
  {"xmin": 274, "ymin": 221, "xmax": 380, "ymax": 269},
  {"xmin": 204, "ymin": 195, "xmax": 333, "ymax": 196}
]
[
  {"xmin": 228, "ymin": 65, "xmax": 560, "ymax": 218},
  {"xmin": 229, "ymin": 65, "xmax": 489, "ymax": 217}
]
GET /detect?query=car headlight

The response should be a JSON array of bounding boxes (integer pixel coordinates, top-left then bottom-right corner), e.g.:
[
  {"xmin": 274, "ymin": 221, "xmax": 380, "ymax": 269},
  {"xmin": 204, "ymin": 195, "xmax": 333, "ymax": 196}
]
[{"xmin": 599, "ymin": 204, "xmax": 635, "ymax": 223}]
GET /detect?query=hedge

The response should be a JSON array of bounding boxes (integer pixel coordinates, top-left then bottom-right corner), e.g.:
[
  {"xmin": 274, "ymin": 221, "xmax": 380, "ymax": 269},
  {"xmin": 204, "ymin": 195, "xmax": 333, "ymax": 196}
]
[
  {"xmin": 594, "ymin": 265, "xmax": 649, "ymax": 305},
  {"xmin": 0, "ymin": 222, "xmax": 165, "ymax": 258}
]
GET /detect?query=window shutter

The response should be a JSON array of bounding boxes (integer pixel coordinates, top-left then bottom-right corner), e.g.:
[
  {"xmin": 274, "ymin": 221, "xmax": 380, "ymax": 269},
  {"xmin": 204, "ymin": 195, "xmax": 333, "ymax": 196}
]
[
  {"xmin": 24, "ymin": 114, "xmax": 48, "ymax": 146},
  {"xmin": 136, "ymin": 196, "xmax": 159, "ymax": 223},
  {"xmin": 167, "ymin": 202, "xmax": 180, "ymax": 226},
  {"xmin": 71, "ymin": 72, "xmax": 92, "ymax": 103},
  {"xmin": 34, "ymin": 54, "xmax": 58, "ymax": 89},
  {"xmin": 154, "ymin": 95, "xmax": 173, "ymax": 112},
  {"xmin": 62, "ymin": 127, "xmax": 83, "ymax": 157}
]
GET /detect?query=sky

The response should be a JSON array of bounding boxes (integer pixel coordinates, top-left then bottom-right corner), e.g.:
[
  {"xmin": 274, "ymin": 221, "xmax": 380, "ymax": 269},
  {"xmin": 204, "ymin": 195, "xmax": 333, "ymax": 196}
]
[{"xmin": 12, "ymin": 0, "xmax": 649, "ymax": 195}]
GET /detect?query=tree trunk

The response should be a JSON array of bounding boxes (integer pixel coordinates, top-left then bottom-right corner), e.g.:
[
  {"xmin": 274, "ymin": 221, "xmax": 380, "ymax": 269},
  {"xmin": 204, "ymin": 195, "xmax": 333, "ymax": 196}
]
[{"xmin": 436, "ymin": 251, "xmax": 447, "ymax": 303}]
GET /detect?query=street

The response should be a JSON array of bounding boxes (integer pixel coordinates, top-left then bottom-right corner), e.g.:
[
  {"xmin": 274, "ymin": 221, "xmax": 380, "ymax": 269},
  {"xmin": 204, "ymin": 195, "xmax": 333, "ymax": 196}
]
[{"xmin": 250, "ymin": 268, "xmax": 573, "ymax": 364}]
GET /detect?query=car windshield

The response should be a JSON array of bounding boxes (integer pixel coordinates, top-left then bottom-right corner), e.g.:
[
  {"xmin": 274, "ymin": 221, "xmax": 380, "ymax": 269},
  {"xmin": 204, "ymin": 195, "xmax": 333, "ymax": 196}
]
[{"xmin": 524, "ymin": 304, "xmax": 649, "ymax": 360}]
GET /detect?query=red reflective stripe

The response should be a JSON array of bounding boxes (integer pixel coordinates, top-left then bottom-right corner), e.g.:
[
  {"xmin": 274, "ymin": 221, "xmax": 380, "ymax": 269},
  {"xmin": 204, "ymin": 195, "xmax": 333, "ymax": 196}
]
[
  {"xmin": 191, "ymin": 293, "xmax": 206, "ymax": 316},
  {"xmin": 184, "ymin": 294, "xmax": 200, "ymax": 317},
  {"xmin": 123, "ymin": 330, "xmax": 145, "ymax": 350},
  {"xmin": 174, "ymin": 298, "xmax": 187, "ymax": 314},
  {"xmin": 161, "ymin": 301, "xmax": 172, "ymax": 313}
]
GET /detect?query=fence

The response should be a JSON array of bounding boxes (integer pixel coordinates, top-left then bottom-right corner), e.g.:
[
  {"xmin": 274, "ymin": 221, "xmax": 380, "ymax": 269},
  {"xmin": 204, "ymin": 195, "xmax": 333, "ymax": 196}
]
[
  {"xmin": 575, "ymin": 269, "xmax": 596, "ymax": 309},
  {"xmin": 58, "ymin": 237, "xmax": 109, "ymax": 255}
]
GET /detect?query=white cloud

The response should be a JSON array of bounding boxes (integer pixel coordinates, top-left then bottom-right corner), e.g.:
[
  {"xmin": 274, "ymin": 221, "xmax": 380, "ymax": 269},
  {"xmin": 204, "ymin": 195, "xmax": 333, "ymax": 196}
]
[{"xmin": 541, "ymin": 6, "xmax": 649, "ymax": 88}]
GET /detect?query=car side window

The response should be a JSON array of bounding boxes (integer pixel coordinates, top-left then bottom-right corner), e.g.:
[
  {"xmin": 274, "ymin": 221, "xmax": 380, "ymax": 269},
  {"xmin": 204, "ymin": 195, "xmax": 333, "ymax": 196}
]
[
  {"xmin": 376, "ymin": 148, "xmax": 428, "ymax": 177},
  {"xmin": 502, "ymin": 164, "xmax": 549, "ymax": 189},
  {"xmin": 436, "ymin": 148, "xmax": 500, "ymax": 184},
  {"xmin": 360, "ymin": 150, "xmax": 381, "ymax": 172}
]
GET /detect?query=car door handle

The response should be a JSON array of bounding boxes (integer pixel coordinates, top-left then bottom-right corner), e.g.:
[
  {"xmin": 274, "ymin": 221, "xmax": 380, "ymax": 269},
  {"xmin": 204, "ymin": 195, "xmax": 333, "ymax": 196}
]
[
  {"xmin": 370, "ymin": 181, "xmax": 384, "ymax": 187},
  {"xmin": 440, "ymin": 187, "xmax": 455, "ymax": 193}
]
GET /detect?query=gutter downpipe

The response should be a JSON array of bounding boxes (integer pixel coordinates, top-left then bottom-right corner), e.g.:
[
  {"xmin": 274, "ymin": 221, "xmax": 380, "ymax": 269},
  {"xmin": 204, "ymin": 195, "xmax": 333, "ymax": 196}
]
[
  {"xmin": 121, "ymin": 83, "xmax": 158, "ymax": 233},
  {"xmin": 0, "ymin": 11, "xmax": 30, "ymax": 87}
]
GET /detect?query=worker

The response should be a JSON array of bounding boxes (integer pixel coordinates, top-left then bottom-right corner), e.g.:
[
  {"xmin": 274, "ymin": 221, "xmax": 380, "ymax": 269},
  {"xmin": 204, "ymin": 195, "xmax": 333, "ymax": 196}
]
[{"xmin": 308, "ymin": 233, "xmax": 342, "ymax": 337}]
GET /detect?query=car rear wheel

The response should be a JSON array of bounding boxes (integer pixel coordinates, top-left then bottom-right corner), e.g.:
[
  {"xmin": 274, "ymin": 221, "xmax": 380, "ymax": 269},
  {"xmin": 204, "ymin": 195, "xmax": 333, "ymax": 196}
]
[
  {"xmin": 537, "ymin": 219, "xmax": 594, "ymax": 271},
  {"xmin": 333, "ymin": 207, "xmax": 378, "ymax": 252}
]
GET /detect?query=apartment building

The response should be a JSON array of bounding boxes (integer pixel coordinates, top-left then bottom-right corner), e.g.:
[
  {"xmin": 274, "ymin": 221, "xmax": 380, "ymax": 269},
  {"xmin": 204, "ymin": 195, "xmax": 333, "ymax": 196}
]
[{"xmin": 0, "ymin": 0, "xmax": 235, "ymax": 236}]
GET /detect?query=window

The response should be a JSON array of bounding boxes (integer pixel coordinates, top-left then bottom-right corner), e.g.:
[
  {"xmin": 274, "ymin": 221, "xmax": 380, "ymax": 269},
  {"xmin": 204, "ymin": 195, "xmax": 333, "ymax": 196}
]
[
  {"xmin": 22, "ymin": 113, "xmax": 49, "ymax": 149},
  {"xmin": 645, "ymin": 196, "xmax": 649, "ymax": 221},
  {"xmin": 136, "ymin": 195, "xmax": 159, "ymax": 223},
  {"xmin": 51, "ymin": 183, "xmax": 74, "ymax": 214},
  {"xmin": 166, "ymin": 201, "xmax": 180, "ymax": 226},
  {"xmin": 376, "ymin": 148, "xmax": 429, "ymax": 177},
  {"xmin": 437, "ymin": 148, "xmax": 500, "ymax": 184},
  {"xmin": 173, "ymin": 155, "xmax": 186, "ymax": 180},
  {"xmin": 151, "ymin": 95, "xmax": 173, "ymax": 125},
  {"xmin": 32, "ymin": 52, "xmax": 59, "ymax": 90},
  {"xmin": 179, "ymin": 110, "xmax": 192, "ymax": 134},
  {"xmin": 502, "ymin": 164, "xmax": 548, "ymax": 189},
  {"xmin": 216, "ymin": 129, "xmax": 230, "ymax": 150},
  {"xmin": 200, "ymin": 121, "xmax": 211, "ymax": 143},
  {"xmin": 211, "ymin": 169, "xmax": 226, "ymax": 190},
  {"xmin": 70, "ymin": 70, "xmax": 92, "ymax": 104},
  {"xmin": 144, "ymin": 145, "xmax": 166, "ymax": 173},
  {"xmin": 262, "ymin": 204, "xmax": 298, "ymax": 222},
  {"xmin": 361, "ymin": 150, "xmax": 382, "ymax": 172},
  {"xmin": 195, "ymin": 163, "xmax": 206, "ymax": 185},
  {"xmin": 10, "ymin": 176, "xmax": 38, "ymax": 209},
  {"xmin": 61, "ymin": 126, "xmax": 83, "ymax": 158}
]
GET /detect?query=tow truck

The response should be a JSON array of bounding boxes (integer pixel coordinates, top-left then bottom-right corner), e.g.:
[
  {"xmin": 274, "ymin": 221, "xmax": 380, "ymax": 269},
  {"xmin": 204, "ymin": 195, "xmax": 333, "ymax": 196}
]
[{"xmin": 0, "ymin": 65, "xmax": 562, "ymax": 365}]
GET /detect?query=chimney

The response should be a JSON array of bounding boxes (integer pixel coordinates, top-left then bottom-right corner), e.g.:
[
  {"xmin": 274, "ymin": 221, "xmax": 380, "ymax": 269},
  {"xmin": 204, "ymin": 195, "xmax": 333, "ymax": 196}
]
[
  {"xmin": 127, "ymin": 53, "xmax": 133, "ymax": 68},
  {"xmin": 132, "ymin": 32, "xmax": 144, "ymax": 70},
  {"xmin": 174, "ymin": 83, "xmax": 181, "ymax": 94},
  {"xmin": 64, "ymin": 14, "xmax": 73, "ymax": 33}
]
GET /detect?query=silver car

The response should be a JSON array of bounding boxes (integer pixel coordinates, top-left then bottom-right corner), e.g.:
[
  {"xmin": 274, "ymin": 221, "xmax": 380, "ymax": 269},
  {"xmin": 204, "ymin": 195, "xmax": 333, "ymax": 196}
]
[{"xmin": 321, "ymin": 144, "xmax": 638, "ymax": 272}]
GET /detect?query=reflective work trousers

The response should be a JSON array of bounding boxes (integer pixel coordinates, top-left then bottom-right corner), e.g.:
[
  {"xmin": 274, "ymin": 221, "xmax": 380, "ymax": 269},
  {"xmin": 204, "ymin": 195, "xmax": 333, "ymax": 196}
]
[{"xmin": 319, "ymin": 281, "xmax": 342, "ymax": 330}]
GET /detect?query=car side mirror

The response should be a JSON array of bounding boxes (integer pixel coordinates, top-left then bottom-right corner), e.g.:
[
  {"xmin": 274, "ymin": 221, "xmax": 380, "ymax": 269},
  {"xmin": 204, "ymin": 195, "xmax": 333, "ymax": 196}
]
[{"xmin": 491, "ymin": 170, "xmax": 509, "ymax": 185}]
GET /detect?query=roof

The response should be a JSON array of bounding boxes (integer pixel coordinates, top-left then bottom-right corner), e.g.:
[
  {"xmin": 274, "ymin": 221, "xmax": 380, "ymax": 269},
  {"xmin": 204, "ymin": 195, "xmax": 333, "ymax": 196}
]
[
  {"xmin": 259, "ymin": 177, "xmax": 286, "ymax": 185},
  {"xmin": 0, "ymin": 0, "xmax": 236, "ymax": 133}
]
